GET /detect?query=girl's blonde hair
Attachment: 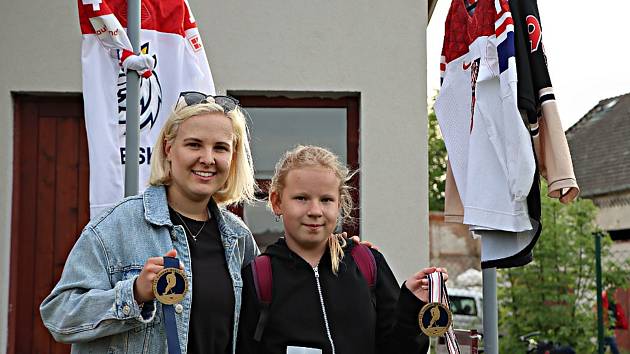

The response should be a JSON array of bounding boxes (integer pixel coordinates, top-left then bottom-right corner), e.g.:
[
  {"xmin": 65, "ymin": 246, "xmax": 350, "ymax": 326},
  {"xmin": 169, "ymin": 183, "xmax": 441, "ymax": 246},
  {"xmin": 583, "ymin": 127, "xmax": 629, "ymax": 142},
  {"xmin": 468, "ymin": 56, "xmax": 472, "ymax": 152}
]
[
  {"xmin": 269, "ymin": 145, "xmax": 355, "ymax": 274},
  {"xmin": 149, "ymin": 98, "xmax": 256, "ymax": 206}
]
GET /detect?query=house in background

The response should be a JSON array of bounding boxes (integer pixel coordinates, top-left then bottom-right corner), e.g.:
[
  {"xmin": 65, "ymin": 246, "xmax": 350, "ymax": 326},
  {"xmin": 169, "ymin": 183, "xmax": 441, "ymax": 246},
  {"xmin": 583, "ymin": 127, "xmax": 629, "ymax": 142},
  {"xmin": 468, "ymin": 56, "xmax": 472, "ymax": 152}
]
[
  {"xmin": 566, "ymin": 91, "xmax": 630, "ymax": 351},
  {"xmin": 566, "ymin": 92, "xmax": 630, "ymax": 239}
]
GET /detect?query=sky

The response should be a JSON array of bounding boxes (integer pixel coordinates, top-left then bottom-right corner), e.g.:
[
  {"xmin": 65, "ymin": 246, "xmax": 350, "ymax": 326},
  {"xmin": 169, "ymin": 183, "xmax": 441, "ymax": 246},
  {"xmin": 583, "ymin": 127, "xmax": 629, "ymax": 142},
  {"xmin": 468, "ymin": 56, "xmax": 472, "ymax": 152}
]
[{"xmin": 427, "ymin": 0, "xmax": 630, "ymax": 130}]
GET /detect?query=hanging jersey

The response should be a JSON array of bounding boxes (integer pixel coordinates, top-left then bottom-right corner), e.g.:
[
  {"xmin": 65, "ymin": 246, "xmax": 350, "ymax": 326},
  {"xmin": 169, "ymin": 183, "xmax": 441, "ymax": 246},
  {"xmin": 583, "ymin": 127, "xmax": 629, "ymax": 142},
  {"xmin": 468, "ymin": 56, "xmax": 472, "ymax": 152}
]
[
  {"xmin": 509, "ymin": 0, "xmax": 579, "ymax": 203},
  {"xmin": 435, "ymin": 0, "xmax": 535, "ymax": 232}
]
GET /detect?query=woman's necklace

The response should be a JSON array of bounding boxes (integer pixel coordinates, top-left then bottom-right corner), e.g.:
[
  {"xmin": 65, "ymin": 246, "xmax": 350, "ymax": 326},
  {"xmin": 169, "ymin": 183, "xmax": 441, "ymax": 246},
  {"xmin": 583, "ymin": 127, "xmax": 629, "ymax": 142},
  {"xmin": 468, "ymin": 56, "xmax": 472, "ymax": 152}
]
[{"xmin": 174, "ymin": 210, "xmax": 209, "ymax": 242}]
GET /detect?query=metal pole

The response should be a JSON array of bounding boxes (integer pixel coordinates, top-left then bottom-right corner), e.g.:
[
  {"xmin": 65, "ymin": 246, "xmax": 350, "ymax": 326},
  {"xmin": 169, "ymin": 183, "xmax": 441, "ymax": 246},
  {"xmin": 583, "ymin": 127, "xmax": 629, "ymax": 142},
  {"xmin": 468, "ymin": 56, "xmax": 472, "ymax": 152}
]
[
  {"xmin": 595, "ymin": 232, "xmax": 604, "ymax": 354},
  {"xmin": 124, "ymin": 0, "xmax": 141, "ymax": 196},
  {"xmin": 482, "ymin": 267, "xmax": 499, "ymax": 354}
]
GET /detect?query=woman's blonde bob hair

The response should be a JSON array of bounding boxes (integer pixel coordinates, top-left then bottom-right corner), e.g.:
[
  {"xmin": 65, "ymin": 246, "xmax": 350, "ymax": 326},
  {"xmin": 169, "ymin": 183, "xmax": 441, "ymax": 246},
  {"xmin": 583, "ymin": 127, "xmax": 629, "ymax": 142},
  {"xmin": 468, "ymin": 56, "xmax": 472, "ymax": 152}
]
[
  {"xmin": 269, "ymin": 145, "xmax": 355, "ymax": 274},
  {"xmin": 149, "ymin": 97, "xmax": 256, "ymax": 206}
]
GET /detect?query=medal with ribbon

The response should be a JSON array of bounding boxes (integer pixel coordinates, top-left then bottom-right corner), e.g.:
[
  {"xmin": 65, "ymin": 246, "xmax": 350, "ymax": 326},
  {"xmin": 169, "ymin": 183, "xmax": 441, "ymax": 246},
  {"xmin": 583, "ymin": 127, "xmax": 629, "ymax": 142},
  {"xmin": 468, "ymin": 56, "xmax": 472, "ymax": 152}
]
[
  {"xmin": 418, "ymin": 272, "xmax": 460, "ymax": 353},
  {"xmin": 152, "ymin": 256, "xmax": 188, "ymax": 354}
]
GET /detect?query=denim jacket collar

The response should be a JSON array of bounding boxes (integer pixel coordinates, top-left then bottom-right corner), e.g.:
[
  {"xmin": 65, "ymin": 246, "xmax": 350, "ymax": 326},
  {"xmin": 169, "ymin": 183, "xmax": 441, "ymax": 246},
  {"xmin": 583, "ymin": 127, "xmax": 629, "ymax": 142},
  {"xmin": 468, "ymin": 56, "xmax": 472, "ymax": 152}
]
[
  {"xmin": 209, "ymin": 200, "xmax": 242, "ymax": 244},
  {"xmin": 143, "ymin": 185, "xmax": 173, "ymax": 227}
]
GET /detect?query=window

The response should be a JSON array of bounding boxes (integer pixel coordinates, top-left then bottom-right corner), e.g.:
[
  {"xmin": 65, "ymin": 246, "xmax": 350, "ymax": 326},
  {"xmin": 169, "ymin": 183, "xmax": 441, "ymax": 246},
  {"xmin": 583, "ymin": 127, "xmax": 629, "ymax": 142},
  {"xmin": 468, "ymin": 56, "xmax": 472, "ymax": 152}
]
[
  {"xmin": 232, "ymin": 95, "xmax": 359, "ymax": 250},
  {"xmin": 450, "ymin": 296, "xmax": 478, "ymax": 316},
  {"xmin": 609, "ymin": 229, "xmax": 630, "ymax": 241}
]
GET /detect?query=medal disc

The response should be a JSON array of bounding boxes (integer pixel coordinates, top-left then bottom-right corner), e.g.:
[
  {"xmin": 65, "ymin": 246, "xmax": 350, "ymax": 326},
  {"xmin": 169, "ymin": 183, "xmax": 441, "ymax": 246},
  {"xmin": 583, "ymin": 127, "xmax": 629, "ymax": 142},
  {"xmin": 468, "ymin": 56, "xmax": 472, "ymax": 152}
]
[
  {"xmin": 418, "ymin": 302, "xmax": 452, "ymax": 337},
  {"xmin": 152, "ymin": 267, "xmax": 188, "ymax": 305}
]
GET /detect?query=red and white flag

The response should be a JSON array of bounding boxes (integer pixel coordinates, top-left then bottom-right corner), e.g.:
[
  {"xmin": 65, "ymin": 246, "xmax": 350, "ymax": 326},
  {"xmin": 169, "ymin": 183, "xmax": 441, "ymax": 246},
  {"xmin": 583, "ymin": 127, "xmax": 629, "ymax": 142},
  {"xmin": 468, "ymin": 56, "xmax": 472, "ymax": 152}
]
[{"xmin": 78, "ymin": 0, "xmax": 215, "ymax": 218}]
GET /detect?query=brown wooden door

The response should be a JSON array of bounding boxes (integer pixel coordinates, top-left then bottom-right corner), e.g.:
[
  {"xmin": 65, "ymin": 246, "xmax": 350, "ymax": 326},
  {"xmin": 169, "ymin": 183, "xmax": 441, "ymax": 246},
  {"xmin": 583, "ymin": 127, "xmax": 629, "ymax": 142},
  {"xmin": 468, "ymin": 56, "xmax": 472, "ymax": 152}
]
[{"xmin": 9, "ymin": 94, "xmax": 89, "ymax": 354}]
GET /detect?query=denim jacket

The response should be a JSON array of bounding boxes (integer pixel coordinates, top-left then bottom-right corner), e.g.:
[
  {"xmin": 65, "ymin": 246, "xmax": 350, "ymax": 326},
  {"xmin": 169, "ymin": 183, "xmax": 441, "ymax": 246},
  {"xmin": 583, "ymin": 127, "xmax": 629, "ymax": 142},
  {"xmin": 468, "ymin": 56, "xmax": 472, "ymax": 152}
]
[{"xmin": 40, "ymin": 185, "xmax": 259, "ymax": 354}]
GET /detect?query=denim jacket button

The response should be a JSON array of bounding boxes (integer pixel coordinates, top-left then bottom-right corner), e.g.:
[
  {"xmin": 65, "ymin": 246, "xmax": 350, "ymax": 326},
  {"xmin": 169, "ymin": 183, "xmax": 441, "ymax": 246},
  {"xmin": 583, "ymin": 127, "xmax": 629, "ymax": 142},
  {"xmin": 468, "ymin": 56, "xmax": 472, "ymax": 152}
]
[
  {"xmin": 122, "ymin": 304, "xmax": 131, "ymax": 316},
  {"xmin": 175, "ymin": 304, "xmax": 183, "ymax": 314}
]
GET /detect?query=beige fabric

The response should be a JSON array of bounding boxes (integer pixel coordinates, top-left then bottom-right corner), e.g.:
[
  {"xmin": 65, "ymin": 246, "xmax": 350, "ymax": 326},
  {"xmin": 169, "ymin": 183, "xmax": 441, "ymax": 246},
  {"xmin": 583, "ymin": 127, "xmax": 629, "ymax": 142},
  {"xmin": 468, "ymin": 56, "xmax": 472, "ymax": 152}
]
[
  {"xmin": 534, "ymin": 98, "xmax": 580, "ymax": 203},
  {"xmin": 444, "ymin": 160, "xmax": 464, "ymax": 223}
]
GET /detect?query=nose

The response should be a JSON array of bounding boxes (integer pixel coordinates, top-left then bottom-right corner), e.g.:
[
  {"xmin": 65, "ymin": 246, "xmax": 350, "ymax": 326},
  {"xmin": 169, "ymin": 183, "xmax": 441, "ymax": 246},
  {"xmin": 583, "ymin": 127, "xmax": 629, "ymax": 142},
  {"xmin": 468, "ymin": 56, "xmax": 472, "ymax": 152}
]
[
  {"xmin": 199, "ymin": 148, "xmax": 215, "ymax": 165},
  {"xmin": 306, "ymin": 201, "xmax": 323, "ymax": 217}
]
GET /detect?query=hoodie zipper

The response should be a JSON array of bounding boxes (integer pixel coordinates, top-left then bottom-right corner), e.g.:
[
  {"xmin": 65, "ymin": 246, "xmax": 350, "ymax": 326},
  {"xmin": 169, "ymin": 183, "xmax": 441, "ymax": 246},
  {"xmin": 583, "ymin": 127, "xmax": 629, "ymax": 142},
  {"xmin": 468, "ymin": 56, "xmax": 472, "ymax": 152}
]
[{"xmin": 313, "ymin": 265, "xmax": 336, "ymax": 354}]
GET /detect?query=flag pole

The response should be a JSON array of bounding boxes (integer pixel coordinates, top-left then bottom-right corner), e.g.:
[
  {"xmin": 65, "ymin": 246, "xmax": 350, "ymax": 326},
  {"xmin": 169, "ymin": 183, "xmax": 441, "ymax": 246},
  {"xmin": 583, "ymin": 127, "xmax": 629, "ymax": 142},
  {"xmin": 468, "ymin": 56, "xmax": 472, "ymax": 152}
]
[
  {"xmin": 124, "ymin": 0, "xmax": 141, "ymax": 196},
  {"xmin": 482, "ymin": 267, "xmax": 499, "ymax": 354}
]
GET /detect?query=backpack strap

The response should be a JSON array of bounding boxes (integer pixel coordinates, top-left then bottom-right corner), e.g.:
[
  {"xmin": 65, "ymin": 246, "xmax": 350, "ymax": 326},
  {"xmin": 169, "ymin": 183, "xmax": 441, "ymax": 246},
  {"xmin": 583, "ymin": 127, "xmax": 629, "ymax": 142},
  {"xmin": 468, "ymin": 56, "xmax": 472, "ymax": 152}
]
[
  {"xmin": 350, "ymin": 243, "xmax": 377, "ymax": 288},
  {"xmin": 251, "ymin": 255, "xmax": 272, "ymax": 341}
]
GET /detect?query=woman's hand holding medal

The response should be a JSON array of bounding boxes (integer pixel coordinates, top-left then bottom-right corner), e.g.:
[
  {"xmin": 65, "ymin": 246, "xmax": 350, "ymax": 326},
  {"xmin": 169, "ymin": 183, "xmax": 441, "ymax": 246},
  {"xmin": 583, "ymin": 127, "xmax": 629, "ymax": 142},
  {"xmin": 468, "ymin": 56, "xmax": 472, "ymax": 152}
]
[{"xmin": 133, "ymin": 249, "xmax": 184, "ymax": 304}]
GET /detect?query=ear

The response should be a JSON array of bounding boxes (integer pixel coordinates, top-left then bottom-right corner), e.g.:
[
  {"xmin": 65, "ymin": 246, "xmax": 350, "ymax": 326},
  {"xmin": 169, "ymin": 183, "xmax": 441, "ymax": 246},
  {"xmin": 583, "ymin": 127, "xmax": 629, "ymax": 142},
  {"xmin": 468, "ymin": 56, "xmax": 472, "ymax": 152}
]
[
  {"xmin": 270, "ymin": 191, "xmax": 282, "ymax": 216},
  {"xmin": 164, "ymin": 139, "xmax": 172, "ymax": 161}
]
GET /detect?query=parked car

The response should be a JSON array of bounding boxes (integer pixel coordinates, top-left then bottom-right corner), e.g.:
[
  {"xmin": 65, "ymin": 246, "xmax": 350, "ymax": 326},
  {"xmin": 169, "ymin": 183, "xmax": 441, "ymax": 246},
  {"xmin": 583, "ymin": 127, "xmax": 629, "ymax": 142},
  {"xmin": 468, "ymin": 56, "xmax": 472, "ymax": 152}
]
[{"xmin": 448, "ymin": 288, "xmax": 483, "ymax": 334}]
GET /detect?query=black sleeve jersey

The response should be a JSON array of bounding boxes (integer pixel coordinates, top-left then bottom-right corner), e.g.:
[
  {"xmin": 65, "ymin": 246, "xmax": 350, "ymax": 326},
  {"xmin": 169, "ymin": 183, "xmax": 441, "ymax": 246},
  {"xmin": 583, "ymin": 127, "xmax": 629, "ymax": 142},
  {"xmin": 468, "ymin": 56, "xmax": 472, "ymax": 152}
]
[{"xmin": 509, "ymin": 0, "xmax": 554, "ymax": 127}]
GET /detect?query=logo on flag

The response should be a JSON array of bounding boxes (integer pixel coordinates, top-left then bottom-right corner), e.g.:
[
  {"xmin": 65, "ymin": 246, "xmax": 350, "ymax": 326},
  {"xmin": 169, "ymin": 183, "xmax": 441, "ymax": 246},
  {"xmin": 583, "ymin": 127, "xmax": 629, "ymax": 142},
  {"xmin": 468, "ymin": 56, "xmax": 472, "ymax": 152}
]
[{"xmin": 188, "ymin": 35, "xmax": 202, "ymax": 52}]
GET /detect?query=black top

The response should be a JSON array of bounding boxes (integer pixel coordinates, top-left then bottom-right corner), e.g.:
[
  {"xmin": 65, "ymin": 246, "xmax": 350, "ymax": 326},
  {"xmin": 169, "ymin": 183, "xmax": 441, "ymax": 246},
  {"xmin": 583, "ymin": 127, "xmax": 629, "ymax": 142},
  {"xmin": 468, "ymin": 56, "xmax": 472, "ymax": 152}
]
[
  {"xmin": 169, "ymin": 207, "xmax": 234, "ymax": 354},
  {"xmin": 236, "ymin": 238, "xmax": 429, "ymax": 354},
  {"xmin": 509, "ymin": 0, "xmax": 554, "ymax": 124}
]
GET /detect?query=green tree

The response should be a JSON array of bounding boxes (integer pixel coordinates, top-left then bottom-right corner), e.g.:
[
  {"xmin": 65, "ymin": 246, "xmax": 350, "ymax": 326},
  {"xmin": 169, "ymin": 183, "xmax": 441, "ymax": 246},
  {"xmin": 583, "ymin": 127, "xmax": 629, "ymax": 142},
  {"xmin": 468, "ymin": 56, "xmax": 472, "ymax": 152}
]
[
  {"xmin": 428, "ymin": 104, "xmax": 447, "ymax": 211},
  {"xmin": 498, "ymin": 183, "xmax": 630, "ymax": 352}
]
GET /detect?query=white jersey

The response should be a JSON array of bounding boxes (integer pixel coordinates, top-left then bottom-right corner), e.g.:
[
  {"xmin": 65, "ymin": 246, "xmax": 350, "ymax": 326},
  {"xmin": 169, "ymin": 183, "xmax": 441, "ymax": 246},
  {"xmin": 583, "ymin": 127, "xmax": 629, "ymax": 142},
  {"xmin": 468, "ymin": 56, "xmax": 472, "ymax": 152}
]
[{"xmin": 435, "ymin": 0, "xmax": 535, "ymax": 232}]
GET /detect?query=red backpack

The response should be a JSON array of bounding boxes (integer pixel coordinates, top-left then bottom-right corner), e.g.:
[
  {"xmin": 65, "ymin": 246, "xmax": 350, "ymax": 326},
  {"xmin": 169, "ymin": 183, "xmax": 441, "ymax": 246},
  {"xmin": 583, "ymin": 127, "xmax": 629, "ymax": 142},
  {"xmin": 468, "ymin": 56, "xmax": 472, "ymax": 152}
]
[{"xmin": 250, "ymin": 243, "xmax": 377, "ymax": 341}]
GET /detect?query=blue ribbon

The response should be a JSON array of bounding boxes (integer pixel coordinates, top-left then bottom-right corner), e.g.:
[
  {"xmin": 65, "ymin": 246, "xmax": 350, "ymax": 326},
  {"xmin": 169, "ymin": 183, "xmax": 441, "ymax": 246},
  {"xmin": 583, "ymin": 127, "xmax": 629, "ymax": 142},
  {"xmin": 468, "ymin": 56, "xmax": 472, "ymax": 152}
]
[{"xmin": 162, "ymin": 256, "xmax": 182, "ymax": 354}]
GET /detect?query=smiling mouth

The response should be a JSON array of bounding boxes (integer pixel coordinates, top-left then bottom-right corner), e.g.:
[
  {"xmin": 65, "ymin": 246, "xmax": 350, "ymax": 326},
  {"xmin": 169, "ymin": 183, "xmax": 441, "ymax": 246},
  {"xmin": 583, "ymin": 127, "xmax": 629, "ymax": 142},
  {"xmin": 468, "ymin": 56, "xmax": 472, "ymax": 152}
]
[
  {"xmin": 193, "ymin": 170, "xmax": 216, "ymax": 178},
  {"xmin": 304, "ymin": 224, "xmax": 324, "ymax": 228}
]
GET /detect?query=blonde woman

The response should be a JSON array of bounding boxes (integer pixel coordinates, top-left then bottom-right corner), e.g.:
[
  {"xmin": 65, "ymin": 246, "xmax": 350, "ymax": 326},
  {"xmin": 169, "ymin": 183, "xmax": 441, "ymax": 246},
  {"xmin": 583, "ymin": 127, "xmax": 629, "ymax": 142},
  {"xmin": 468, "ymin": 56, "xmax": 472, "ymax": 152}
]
[
  {"xmin": 41, "ymin": 92, "xmax": 259, "ymax": 354},
  {"xmin": 237, "ymin": 145, "xmax": 446, "ymax": 354}
]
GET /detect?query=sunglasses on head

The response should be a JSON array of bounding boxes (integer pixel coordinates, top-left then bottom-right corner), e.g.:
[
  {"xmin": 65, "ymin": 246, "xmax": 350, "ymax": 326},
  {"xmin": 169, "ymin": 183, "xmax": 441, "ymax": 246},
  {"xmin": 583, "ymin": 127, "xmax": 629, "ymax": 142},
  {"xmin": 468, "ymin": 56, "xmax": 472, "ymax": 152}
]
[{"xmin": 178, "ymin": 91, "xmax": 240, "ymax": 113}]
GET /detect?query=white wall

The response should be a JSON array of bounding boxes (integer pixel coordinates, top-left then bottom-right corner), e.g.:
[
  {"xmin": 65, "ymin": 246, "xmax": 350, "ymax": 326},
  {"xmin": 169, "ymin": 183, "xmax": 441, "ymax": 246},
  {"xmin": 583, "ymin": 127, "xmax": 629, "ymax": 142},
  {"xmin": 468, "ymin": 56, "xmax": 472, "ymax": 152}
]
[
  {"xmin": 201, "ymin": 0, "xmax": 429, "ymax": 279},
  {"xmin": 593, "ymin": 192, "xmax": 630, "ymax": 231},
  {"xmin": 597, "ymin": 205, "xmax": 630, "ymax": 231},
  {"xmin": 0, "ymin": 0, "xmax": 429, "ymax": 351}
]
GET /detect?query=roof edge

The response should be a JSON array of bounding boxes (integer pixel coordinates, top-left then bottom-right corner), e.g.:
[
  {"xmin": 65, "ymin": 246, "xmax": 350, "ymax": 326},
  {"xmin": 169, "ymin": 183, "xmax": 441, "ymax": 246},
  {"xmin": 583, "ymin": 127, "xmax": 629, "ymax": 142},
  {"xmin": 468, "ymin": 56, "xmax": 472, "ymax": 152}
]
[
  {"xmin": 580, "ymin": 184, "xmax": 630, "ymax": 198},
  {"xmin": 566, "ymin": 91, "xmax": 630, "ymax": 136}
]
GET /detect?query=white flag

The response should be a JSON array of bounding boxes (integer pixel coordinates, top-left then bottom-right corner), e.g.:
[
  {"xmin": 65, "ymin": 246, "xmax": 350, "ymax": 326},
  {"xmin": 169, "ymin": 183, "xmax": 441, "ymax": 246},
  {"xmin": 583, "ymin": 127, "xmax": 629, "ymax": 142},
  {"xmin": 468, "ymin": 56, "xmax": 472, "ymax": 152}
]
[{"xmin": 78, "ymin": 0, "xmax": 215, "ymax": 218}]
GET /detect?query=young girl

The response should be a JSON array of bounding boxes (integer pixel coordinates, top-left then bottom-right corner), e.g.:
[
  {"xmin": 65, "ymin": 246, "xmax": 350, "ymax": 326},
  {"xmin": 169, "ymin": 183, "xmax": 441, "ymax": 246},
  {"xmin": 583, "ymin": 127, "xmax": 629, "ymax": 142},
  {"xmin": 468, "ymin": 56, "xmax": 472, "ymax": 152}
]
[
  {"xmin": 40, "ymin": 92, "xmax": 259, "ymax": 354},
  {"xmin": 237, "ymin": 145, "xmax": 445, "ymax": 354}
]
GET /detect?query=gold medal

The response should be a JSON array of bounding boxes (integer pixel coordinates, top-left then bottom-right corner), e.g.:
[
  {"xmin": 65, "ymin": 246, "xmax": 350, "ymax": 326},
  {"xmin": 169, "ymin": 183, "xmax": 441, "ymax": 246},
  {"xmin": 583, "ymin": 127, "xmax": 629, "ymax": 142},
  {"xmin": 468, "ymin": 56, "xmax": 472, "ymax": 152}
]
[
  {"xmin": 419, "ymin": 272, "xmax": 460, "ymax": 351},
  {"xmin": 152, "ymin": 267, "xmax": 188, "ymax": 305},
  {"xmin": 418, "ymin": 302, "xmax": 453, "ymax": 337}
]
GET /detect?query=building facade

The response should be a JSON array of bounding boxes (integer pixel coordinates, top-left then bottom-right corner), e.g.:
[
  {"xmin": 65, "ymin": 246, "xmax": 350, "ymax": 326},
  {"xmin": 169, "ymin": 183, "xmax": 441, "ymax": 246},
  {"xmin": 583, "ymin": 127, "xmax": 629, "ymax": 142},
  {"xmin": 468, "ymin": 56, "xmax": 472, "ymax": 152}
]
[{"xmin": 0, "ymin": 0, "xmax": 436, "ymax": 352}]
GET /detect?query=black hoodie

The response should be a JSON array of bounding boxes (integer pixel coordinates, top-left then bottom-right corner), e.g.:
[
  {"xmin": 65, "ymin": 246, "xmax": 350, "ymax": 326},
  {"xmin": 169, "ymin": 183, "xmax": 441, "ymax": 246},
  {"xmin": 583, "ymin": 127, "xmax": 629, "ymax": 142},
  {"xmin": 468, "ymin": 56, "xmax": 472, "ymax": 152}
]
[{"xmin": 236, "ymin": 238, "xmax": 430, "ymax": 354}]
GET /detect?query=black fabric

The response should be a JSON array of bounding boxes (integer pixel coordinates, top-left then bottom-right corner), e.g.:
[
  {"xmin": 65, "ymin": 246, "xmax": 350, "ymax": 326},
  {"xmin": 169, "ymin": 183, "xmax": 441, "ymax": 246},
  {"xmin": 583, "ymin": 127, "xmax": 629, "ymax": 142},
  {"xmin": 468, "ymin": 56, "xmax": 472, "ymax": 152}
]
[
  {"xmin": 169, "ymin": 207, "xmax": 234, "ymax": 354},
  {"xmin": 236, "ymin": 238, "xmax": 429, "ymax": 354},
  {"xmin": 509, "ymin": 0, "xmax": 553, "ymax": 124}
]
